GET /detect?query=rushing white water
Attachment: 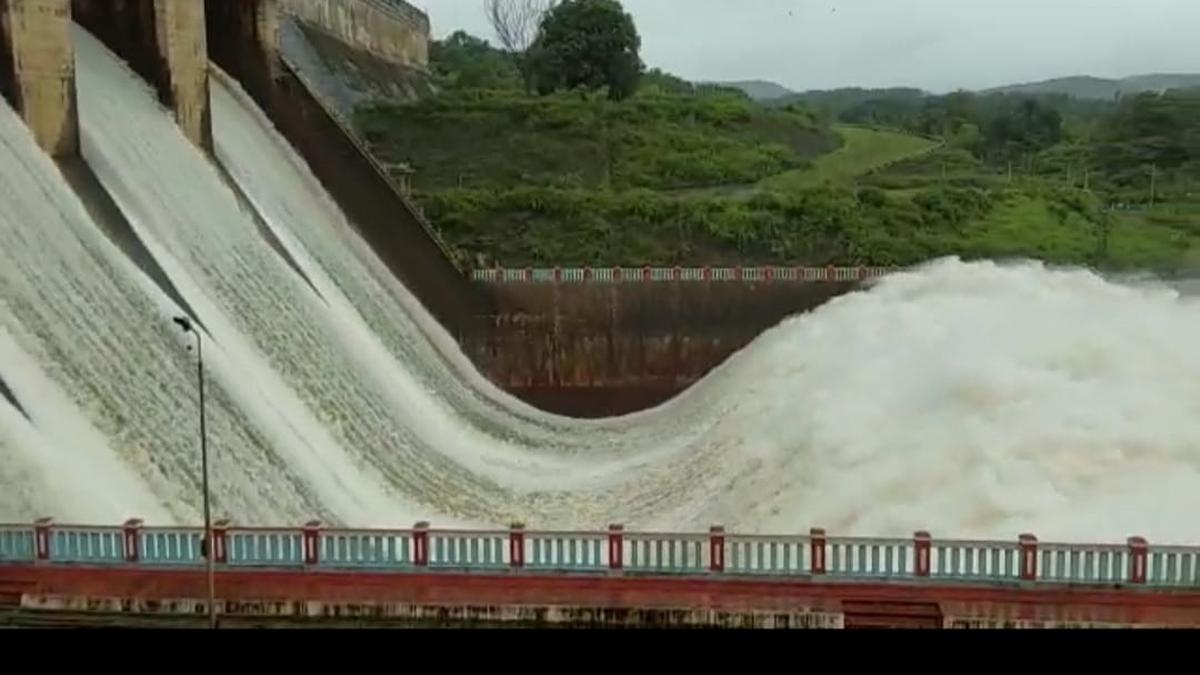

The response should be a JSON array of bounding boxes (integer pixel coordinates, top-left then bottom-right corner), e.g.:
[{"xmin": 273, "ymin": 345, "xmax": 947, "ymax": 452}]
[{"xmin": 2, "ymin": 26, "xmax": 1199, "ymax": 544}]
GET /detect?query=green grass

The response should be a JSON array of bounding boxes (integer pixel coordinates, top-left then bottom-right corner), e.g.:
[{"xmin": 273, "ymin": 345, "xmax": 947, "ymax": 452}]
[
  {"xmin": 934, "ymin": 195, "xmax": 1200, "ymax": 270},
  {"xmin": 760, "ymin": 126, "xmax": 941, "ymax": 192},
  {"xmin": 356, "ymin": 92, "xmax": 837, "ymax": 192}
]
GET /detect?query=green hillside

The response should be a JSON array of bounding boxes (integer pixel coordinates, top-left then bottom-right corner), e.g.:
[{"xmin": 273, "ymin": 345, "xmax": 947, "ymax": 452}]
[
  {"xmin": 351, "ymin": 26, "xmax": 1200, "ymax": 273},
  {"xmin": 984, "ymin": 73, "xmax": 1200, "ymax": 100},
  {"xmin": 761, "ymin": 126, "xmax": 941, "ymax": 191},
  {"xmin": 358, "ymin": 92, "xmax": 836, "ymax": 192},
  {"xmin": 712, "ymin": 80, "xmax": 796, "ymax": 102}
]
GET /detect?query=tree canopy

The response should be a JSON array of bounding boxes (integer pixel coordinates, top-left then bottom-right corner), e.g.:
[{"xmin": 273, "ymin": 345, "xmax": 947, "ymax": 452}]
[
  {"xmin": 429, "ymin": 31, "xmax": 520, "ymax": 90},
  {"xmin": 526, "ymin": 0, "xmax": 644, "ymax": 101}
]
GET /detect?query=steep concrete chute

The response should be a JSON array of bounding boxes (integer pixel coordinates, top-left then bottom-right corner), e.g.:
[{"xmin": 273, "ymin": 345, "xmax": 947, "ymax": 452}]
[
  {"xmin": 205, "ymin": 0, "xmax": 489, "ymax": 339},
  {"xmin": 0, "ymin": 0, "xmax": 78, "ymax": 157},
  {"xmin": 71, "ymin": 0, "xmax": 211, "ymax": 150}
]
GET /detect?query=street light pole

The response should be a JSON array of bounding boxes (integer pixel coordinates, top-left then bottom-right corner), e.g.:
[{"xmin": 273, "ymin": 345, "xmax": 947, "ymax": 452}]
[{"xmin": 174, "ymin": 316, "xmax": 216, "ymax": 630}]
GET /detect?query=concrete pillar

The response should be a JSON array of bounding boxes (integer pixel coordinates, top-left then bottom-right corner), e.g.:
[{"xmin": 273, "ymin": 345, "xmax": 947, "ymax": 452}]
[
  {"xmin": 254, "ymin": 0, "xmax": 279, "ymax": 65},
  {"xmin": 0, "ymin": 0, "xmax": 78, "ymax": 157},
  {"xmin": 151, "ymin": 0, "xmax": 210, "ymax": 150}
]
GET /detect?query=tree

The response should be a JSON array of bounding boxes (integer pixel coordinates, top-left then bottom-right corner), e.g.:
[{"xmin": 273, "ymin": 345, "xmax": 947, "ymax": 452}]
[
  {"xmin": 430, "ymin": 31, "xmax": 521, "ymax": 90},
  {"xmin": 484, "ymin": 0, "xmax": 558, "ymax": 88},
  {"xmin": 526, "ymin": 0, "xmax": 644, "ymax": 101},
  {"xmin": 486, "ymin": 0, "xmax": 558, "ymax": 54}
]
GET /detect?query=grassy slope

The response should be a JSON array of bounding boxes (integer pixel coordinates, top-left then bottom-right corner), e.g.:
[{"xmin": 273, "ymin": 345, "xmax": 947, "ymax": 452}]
[
  {"xmin": 761, "ymin": 126, "xmax": 941, "ymax": 192},
  {"xmin": 357, "ymin": 94, "xmax": 837, "ymax": 192},
  {"xmin": 358, "ymin": 92, "xmax": 1200, "ymax": 270}
]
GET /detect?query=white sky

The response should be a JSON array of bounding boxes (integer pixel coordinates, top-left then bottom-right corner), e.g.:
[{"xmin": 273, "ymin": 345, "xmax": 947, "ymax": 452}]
[{"xmin": 412, "ymin": 0, "xmax": 1199, "ymax": 92}]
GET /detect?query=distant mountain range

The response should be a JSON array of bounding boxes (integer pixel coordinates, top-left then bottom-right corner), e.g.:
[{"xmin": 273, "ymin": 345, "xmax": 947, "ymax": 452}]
[
  {"xmin": 715, "ymin": 73, "xmax": 1200, "ymax": 102},
  {"xmin": 710, "ymin": 80, "xmax": 798, "ymax": 101},
  {"xmin": 983, "ymin": 74, "xmax": 1200, "ymax": 100}
]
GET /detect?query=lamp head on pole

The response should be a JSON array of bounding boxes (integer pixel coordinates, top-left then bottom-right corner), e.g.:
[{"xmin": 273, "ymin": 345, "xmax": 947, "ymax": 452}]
[{"xmin": 173, "ymin": 316, "xmax": 194, "ymax": 333}]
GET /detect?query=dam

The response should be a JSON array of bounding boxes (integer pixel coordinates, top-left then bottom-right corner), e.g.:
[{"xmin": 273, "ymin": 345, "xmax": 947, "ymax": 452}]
[{"xmin": 0, "ymin": 0, "xmax": 1197, "ymax": 627}]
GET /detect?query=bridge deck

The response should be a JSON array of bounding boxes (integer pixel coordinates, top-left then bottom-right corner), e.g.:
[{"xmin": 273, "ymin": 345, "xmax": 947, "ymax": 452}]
[{"xmin": 3, "ymin": 565, "xmax": 1198, "ymax": 628}]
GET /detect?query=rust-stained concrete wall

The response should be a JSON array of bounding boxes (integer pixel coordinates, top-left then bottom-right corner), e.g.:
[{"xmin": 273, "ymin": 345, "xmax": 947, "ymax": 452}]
[
  {"xmin": 467, "ymin": 282, "xmax": 860, "ymax": 417},
  {"xmin": 19, "ymin": 594, "xmax": 845, "ymax": 628},
  {"xmin": 71, "ymin": 0, "xmax": 211, "ymax": 150},
  {"xmin": 282, "ymin": 0, "xmax": 428, "ymax": 68},
  {"xmin": 0, "ymin": 0, "xmax": 78, "ymax": 156}
]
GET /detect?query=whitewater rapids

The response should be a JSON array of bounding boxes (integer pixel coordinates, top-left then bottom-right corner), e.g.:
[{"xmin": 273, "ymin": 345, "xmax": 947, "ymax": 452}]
[{"xmin": 1, "ymin": 27, "xmax": 1199, "ymax": 544}]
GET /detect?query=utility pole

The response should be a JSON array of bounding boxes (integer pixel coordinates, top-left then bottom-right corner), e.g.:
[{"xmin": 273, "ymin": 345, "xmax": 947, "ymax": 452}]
[{"xmin": 173, "ymin": 316, "xmax": 216, "ymax": 630}]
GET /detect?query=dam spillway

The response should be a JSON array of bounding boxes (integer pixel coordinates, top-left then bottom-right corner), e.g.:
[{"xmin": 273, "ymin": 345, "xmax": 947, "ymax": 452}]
[{"xmin": 0, "ymin": 12, "xmax": 1199, "ymax": 548}]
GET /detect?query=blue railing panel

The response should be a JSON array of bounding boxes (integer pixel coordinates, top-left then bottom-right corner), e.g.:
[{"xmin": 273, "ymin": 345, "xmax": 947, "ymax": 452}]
[
  {"xmin": 50, "ymin": 528, "xmax": 124, "ymax": 564},
  {"xmin": 526, "ymin": 534, "xmax": 605, "ymax": 571},
  {"xmin": 1148, "ymin": 549, "xmax": 1200, "ymax": 587},
  {"xmin": 726, "ymin": 537, "xmax": 808, "ymax": 575},
  {"xmin": 827, "ymin": 539, "xmax": 911, "ymax": 578},
  {"xmin": 321, "ymin": 531, "xmax": 412, "ymax": 569},
  {"xmin": 428, "ymin": 533, "xmax": 506, "ymax": 570},
  {"xmin": 142, "ymin": 530, "xmax": 203, "ymax": 565},
  {"xmin": 1038, "ymin": 545, "xmax": 1126, "ymax": 585},
  {"xmin": 228, "ymin": 531, "xmax": 303, "ymax": 566},
  {"xmin": 0, "ymin": 529, "xmax": 35, "ymax": 562},
  {"xmin": 931, "ymin": 542, "xmax": 1020, "ymax": 582},
  {"xmin": 626, "ymin": 535, "xmax": 706, "ymax": 574}
]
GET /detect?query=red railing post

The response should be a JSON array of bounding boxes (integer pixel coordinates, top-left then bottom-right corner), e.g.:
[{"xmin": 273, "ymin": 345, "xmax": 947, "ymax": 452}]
[
  {"xmin": 1128, "ymin": 536, "xmax": 1149, "ymax": 584},
  {"xmin": 509, "ymin": 523, "xmax": 525, "ymax": 569},
  {"xmin": 702, "ymin": 266, "xmax": 711, "ymax": 282},
  {"xmin": 734, "ymin": 266, "xmax": 743, "ymax": 282},
  {"xmin": 34, "ymin": 517, "xmax": 52, "ymax": 562},
  {"xmin": 608, "ymin": 524, "xmax": 624, "ymax": 571},
  {"xmin": 212, "ymin": 520, "xmax": 229, "ymax": 564},
  {"xmin": 673, "ymin": 266, "xmax": 682, "ymax": 281},
  {"xmin": 583, "ymin": 266, "xmax": 592, "ymax": 282},
  {"xmin": 858, "ymin": 265, "xmax": 867, "ymax": 280},
  {"xmin": 914, "ymin": 531, "xmax": 932, "ymax": 577},
  {"xmin": 412, "ymin": 521, "xmax": 430, "ymax": 567},
  {"xmin": 825, "ymin": 265, "xmax": 835, "ymax": 282},
  {"xmin": 810, "ymin": 528, "xmax": 827, "ymax": 575},
  {"xmin": 709, "ymin": 526, "xmax": 725, "ymax": 573},
  {"xmin": 643, "ymin": 265, "xmax": 651, "ymax": 281},
  {"xmin": 123, "ymin": 518, "xmax": 143, "ymax": 563},
  {"xmin": 553, "ymin": 267, "xmax": 562, "ymax": 283},
  {"xmin": 1019, "ymin": 533, "xmax": 1038, "ymax": 581},
  {"xmin": 303, "ymin": 521, "xmax": 321, "ymax": 566},
  {"xmin": 612, "ymin": 266, "xmax": 622, "ymax": 282},
  {"xmin": 765, "ymin": 267, "xmax": 775, "ymax": 282}
]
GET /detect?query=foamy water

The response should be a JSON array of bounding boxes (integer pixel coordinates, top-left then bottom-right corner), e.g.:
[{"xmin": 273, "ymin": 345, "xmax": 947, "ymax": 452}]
[{"xmin": 0, "ymin": 27, "xmax": 1197, "ymax": 544}]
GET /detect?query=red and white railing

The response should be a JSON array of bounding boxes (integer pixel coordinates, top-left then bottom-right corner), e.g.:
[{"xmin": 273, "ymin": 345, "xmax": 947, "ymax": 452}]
[
  {"xmin": 2, "ymin": 519, "xmax": 1197, "ymax": 589},
  {"xmin": 471, "ymin": 266, "xmax": 899, "ymax": 284}
]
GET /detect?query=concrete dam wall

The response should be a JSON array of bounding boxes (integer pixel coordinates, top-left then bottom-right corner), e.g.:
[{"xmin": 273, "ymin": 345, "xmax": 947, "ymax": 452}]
[
  {"xmin": 0, "ymin": 0, "xmax": 862, "ymax": 417},
  {"xmin": 282, "ymin": 0, "xmax": 428, "ymax": 69},
  {"xmin": 469, "ymin": 276, "xmax": 861, "ymax": 417}
]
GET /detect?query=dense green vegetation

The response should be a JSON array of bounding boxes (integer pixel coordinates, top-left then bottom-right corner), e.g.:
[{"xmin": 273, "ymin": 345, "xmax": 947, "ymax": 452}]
[
  {"xmin": 359, "ymin": 91, "xmax": 833, "ymax": 192},
  {"xmin": 356, "ymin": 3, "xmax": 1200, "ymax": 272},
  {"xmin": 527, "ymin": 0, "xmax": 643, "ymax": 101}
]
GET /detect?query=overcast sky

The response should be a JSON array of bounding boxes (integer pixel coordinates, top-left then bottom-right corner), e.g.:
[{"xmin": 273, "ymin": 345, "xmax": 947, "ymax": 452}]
[{"xmin": 412, "ymin": 0, "xmax": 1198, "ymax": 92}]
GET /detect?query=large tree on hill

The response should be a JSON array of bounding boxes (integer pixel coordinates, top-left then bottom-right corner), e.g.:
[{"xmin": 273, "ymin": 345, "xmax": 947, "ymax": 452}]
[
  {"xmin": 526, "ymin": 0, "xmax": 644, "ymax": 101},
  {"xmin": 484, "ymin": 0, "xmax": 558, "ymax": 88}
]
